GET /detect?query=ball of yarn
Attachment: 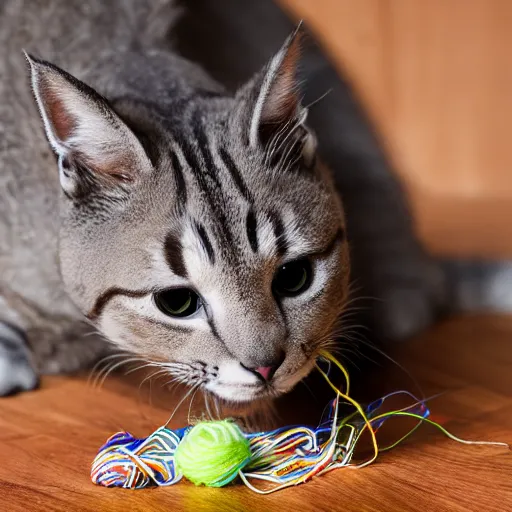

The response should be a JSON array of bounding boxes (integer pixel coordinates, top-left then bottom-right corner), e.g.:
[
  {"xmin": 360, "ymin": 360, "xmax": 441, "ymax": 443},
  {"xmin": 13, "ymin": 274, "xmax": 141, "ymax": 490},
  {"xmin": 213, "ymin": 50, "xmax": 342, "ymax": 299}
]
[{"xmin": 175, "ymin": 420, "xmax": 251, "ymax": 487}]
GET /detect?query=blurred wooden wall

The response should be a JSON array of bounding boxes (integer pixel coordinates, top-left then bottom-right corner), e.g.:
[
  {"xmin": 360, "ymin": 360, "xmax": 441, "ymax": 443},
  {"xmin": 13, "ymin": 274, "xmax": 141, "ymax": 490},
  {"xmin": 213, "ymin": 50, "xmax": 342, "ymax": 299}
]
[{"xmin": 279, "ymin": 0, "xmax": 512, "ymax": 259}]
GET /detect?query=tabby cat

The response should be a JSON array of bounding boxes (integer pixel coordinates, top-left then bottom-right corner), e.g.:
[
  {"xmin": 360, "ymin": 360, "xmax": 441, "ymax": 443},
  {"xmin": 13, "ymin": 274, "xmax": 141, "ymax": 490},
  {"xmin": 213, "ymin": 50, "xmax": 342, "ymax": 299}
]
[{"xmin": 1, "ymin": 0, "xmax": 504, "ymax": 400}]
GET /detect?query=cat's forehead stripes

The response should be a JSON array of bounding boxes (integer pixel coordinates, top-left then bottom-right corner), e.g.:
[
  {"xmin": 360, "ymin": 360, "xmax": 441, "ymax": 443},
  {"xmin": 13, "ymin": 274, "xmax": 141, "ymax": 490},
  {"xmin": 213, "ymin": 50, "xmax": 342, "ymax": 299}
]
[
  {"xmin": 246, "ymin": 209, "xmax": 259, "ymax": 253},
  {"xmin": 173, "ymin": 109, "xmax": 237, "ymax": 252},
  {"xmin": 164, "ymin": 232, "xmax": 188, "ymax": 278},
  {"xmin": 218, "ymin": 147, "xmax": 253, "ymax": 203},
  {"xmin": 153, "ymin": 102, "xmax": 322, "ymax": 278},
  {"xmin": 268, "ymin": 210, "xmax": 288, "ymax": 256},
  {"xmin": 168, "ymin": 150, "xmax": 187, "ymax": 211},
  {"xmin": 194, "ymin": 222, "xmax": 215, "ymax": 264}
]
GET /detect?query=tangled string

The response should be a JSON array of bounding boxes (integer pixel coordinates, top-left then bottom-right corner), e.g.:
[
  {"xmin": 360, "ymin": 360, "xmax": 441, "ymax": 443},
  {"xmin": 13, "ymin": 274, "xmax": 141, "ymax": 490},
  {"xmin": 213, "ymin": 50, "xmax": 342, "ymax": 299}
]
[{"xmin": 91, "ymin": 427, "xmax": 189, "ymax": 489}]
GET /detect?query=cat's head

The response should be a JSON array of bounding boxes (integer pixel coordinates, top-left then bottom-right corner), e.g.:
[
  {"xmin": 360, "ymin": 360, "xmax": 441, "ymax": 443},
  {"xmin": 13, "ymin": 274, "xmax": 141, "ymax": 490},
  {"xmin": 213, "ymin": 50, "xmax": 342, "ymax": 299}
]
[{"xmin": 27, "ymin": 29, "xmax": 349, "ymax": 403}]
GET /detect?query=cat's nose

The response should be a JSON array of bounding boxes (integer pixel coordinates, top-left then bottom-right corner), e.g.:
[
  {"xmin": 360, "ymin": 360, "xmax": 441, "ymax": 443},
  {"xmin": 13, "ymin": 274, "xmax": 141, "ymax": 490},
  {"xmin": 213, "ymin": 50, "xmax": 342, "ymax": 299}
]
[
  {"xmin": 243, "ymin": 353, "xmax": 285, "ymax": 382},
  {"xmin": 253, "ymin": 366, "xmax": 275, "ymax": 381}
]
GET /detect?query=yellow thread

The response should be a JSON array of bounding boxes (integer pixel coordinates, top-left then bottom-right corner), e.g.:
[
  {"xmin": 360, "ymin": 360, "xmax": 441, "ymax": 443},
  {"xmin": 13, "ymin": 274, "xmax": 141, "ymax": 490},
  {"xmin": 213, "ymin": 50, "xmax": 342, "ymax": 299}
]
[
  {"xmin": 317, "ymin": 350, "xmax": 380, "ymax": 467},
  {"xmin": 318, "ymin": 351, "xmax": 509, "ymax": 459}
]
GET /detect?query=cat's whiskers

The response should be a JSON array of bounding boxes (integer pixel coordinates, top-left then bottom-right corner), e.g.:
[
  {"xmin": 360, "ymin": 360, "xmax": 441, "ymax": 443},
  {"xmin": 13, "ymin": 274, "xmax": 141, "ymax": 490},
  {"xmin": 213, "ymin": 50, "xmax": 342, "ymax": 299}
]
[
  {"xmin": 88, "ymin": 352, "xmax": 132, "ymax": 379},
  {"xmin": 319, "ymin": 302, "xmax": 425, "ymax": 400},
  {"xmin": 187, "ymin": 385, "xmax": 201, "ymax": 424},
  {"xmin": 272, "ymin": 121, "xmax": 307, "ymax": 174},
  {"xmin": 92, "ymin": 357, "xmax": 150, "ymax": 390},
  {"xmin": 164, "ymin": 382, "xmax": 201, "ymax": 427},
  {"xmin": 88, "ymin": 353, "xmax": 142, "ymax": 388},
  {"xmin": 137, "ymin": 367, "xmax": 171, "ymax": 388},
  {"xmin": 300, "ymin": 379, "xmax": 319, "ymax": 402},
  {"xmin": 274, "ymin": 123, "xmax": 306, "ymax": 173},
  {"xmin": 350, "ymin": 334, "xmax": 424, "ymax": 399},
  {"xmin": 203, "ymin": 391, "xmax": 220, "ymax": 421},
  {"xmin": 265, "ymin": 112, "xmax": 307, "ymax": 173},
  {"xmin": 213, "ymin": 393, "xmax": 222, "ymax": 419},
  {"xmin": 303, "ymin": 88, "xmax": 333, "ymax": 110},
  {"xmin": 124, "ymin": 360, "xmax": 164, "ymax": 376},
  {"xmin": 263, "ymin": 116, "xmax": 295, "ymax": 167}
]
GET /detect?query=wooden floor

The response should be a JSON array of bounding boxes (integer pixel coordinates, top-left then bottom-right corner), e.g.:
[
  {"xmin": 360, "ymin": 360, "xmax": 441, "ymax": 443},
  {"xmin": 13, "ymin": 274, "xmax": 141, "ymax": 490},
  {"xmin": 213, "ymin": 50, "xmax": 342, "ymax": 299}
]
[{"xmin": 0, "ymin": 315, "xmax": 511, "ymax": 511}]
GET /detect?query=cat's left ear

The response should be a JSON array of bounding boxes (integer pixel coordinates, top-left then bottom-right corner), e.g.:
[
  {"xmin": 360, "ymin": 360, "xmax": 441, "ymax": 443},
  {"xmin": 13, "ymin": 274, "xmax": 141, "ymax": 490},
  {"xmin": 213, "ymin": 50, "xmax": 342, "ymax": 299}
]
[
  {"xmin": 240, "ymin": 24, "xmax": 316, "ymax": 166},
  {"xmin": 26, "ymin": 53, "xmax": 151, "ymax": 195}
]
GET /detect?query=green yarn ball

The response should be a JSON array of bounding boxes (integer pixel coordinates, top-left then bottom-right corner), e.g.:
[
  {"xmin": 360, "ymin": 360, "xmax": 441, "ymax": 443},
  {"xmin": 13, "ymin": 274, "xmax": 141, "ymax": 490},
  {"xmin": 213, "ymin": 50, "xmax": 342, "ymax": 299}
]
[{"xmin": 175, "ymin": 420, "xmax": 251, "ymax": 487}]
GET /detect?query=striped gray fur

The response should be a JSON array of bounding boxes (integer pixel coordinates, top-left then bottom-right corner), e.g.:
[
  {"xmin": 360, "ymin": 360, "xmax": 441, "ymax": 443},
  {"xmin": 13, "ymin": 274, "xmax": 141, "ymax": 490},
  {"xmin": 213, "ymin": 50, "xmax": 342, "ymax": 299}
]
[
  {"xmin": 194, "ymin": 223, "xmax": 216, "ymax": 264},
  {"xmin": 175, "ymin": 0, "xmax": 512, "ymax": 338},
  {"xmin": 1, "ymin": 0, "xmax": 509, "ymax": 401},
  {"xmin": 0, "ymin": 0, "xmax": 349, "ymax": 402},
  {"xmin": 246, "ymin": 210, "xmax": 259, "ymax": 253}
]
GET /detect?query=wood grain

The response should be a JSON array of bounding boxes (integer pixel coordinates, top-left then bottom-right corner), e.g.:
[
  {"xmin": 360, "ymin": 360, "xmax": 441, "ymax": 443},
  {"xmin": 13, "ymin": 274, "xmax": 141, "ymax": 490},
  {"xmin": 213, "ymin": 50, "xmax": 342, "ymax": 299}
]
[
  {"xmin": 278, "ymin": 0, "xmax": 512, "ymax": 258},
  {"xmin": 1, "ymin": 315, "xmax": 511, "ymax": 511}
]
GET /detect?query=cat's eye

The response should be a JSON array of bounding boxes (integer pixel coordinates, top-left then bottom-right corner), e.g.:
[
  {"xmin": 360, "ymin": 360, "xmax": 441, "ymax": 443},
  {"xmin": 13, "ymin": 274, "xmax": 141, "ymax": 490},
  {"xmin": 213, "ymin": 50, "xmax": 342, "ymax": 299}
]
[
  {"xmin": 273, "ymin": 259, "xmax": 312, "ymax": 297},
  {"xmin": 154, "ymin": 288, "xmax": 201, "ymax": 318}
]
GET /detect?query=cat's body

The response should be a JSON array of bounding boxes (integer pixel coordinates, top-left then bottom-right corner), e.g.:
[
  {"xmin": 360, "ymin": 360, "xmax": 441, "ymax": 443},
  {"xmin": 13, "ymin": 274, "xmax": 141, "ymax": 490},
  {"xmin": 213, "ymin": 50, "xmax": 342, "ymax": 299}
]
[
  {"xmin": 0, "ymin": 1, "xmax": 184, "ymax": 391},
  {"xmin": 2, "ymin": 0, "xmax": 350, "ymax": 398},
  {"xmin": 0, "ymin": 0, "xmax": 506, "ymax": 399}
]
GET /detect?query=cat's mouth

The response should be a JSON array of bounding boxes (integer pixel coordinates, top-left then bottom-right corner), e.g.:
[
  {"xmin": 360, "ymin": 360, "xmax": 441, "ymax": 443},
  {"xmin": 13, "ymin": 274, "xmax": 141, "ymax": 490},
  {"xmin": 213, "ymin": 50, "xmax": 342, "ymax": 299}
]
[
  {"xmin": 209, "ymin": 381, "xmax": 268, "ymax": 402},
  {"xmin": 204, "ymin": 357, "xmax": 316, "ymax": 403}
]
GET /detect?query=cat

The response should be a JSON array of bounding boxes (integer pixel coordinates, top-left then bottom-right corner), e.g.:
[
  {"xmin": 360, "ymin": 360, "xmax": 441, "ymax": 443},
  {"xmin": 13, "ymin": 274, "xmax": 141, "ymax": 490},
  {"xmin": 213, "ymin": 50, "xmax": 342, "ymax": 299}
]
[{"xmin": 1, "ymin": 0, "xmax": 508, "ymax": 399}]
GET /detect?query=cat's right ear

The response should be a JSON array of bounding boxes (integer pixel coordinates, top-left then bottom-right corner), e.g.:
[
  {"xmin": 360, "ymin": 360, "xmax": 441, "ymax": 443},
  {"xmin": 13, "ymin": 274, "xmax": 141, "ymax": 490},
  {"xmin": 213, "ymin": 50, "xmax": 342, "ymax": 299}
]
[
  {"xmin": 25, "ymin": 53, "xmax": 151, "ymax": 196},
  {"xmin": 235, "ymin": 25, "xmax": 317, "ymax": 169}
]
